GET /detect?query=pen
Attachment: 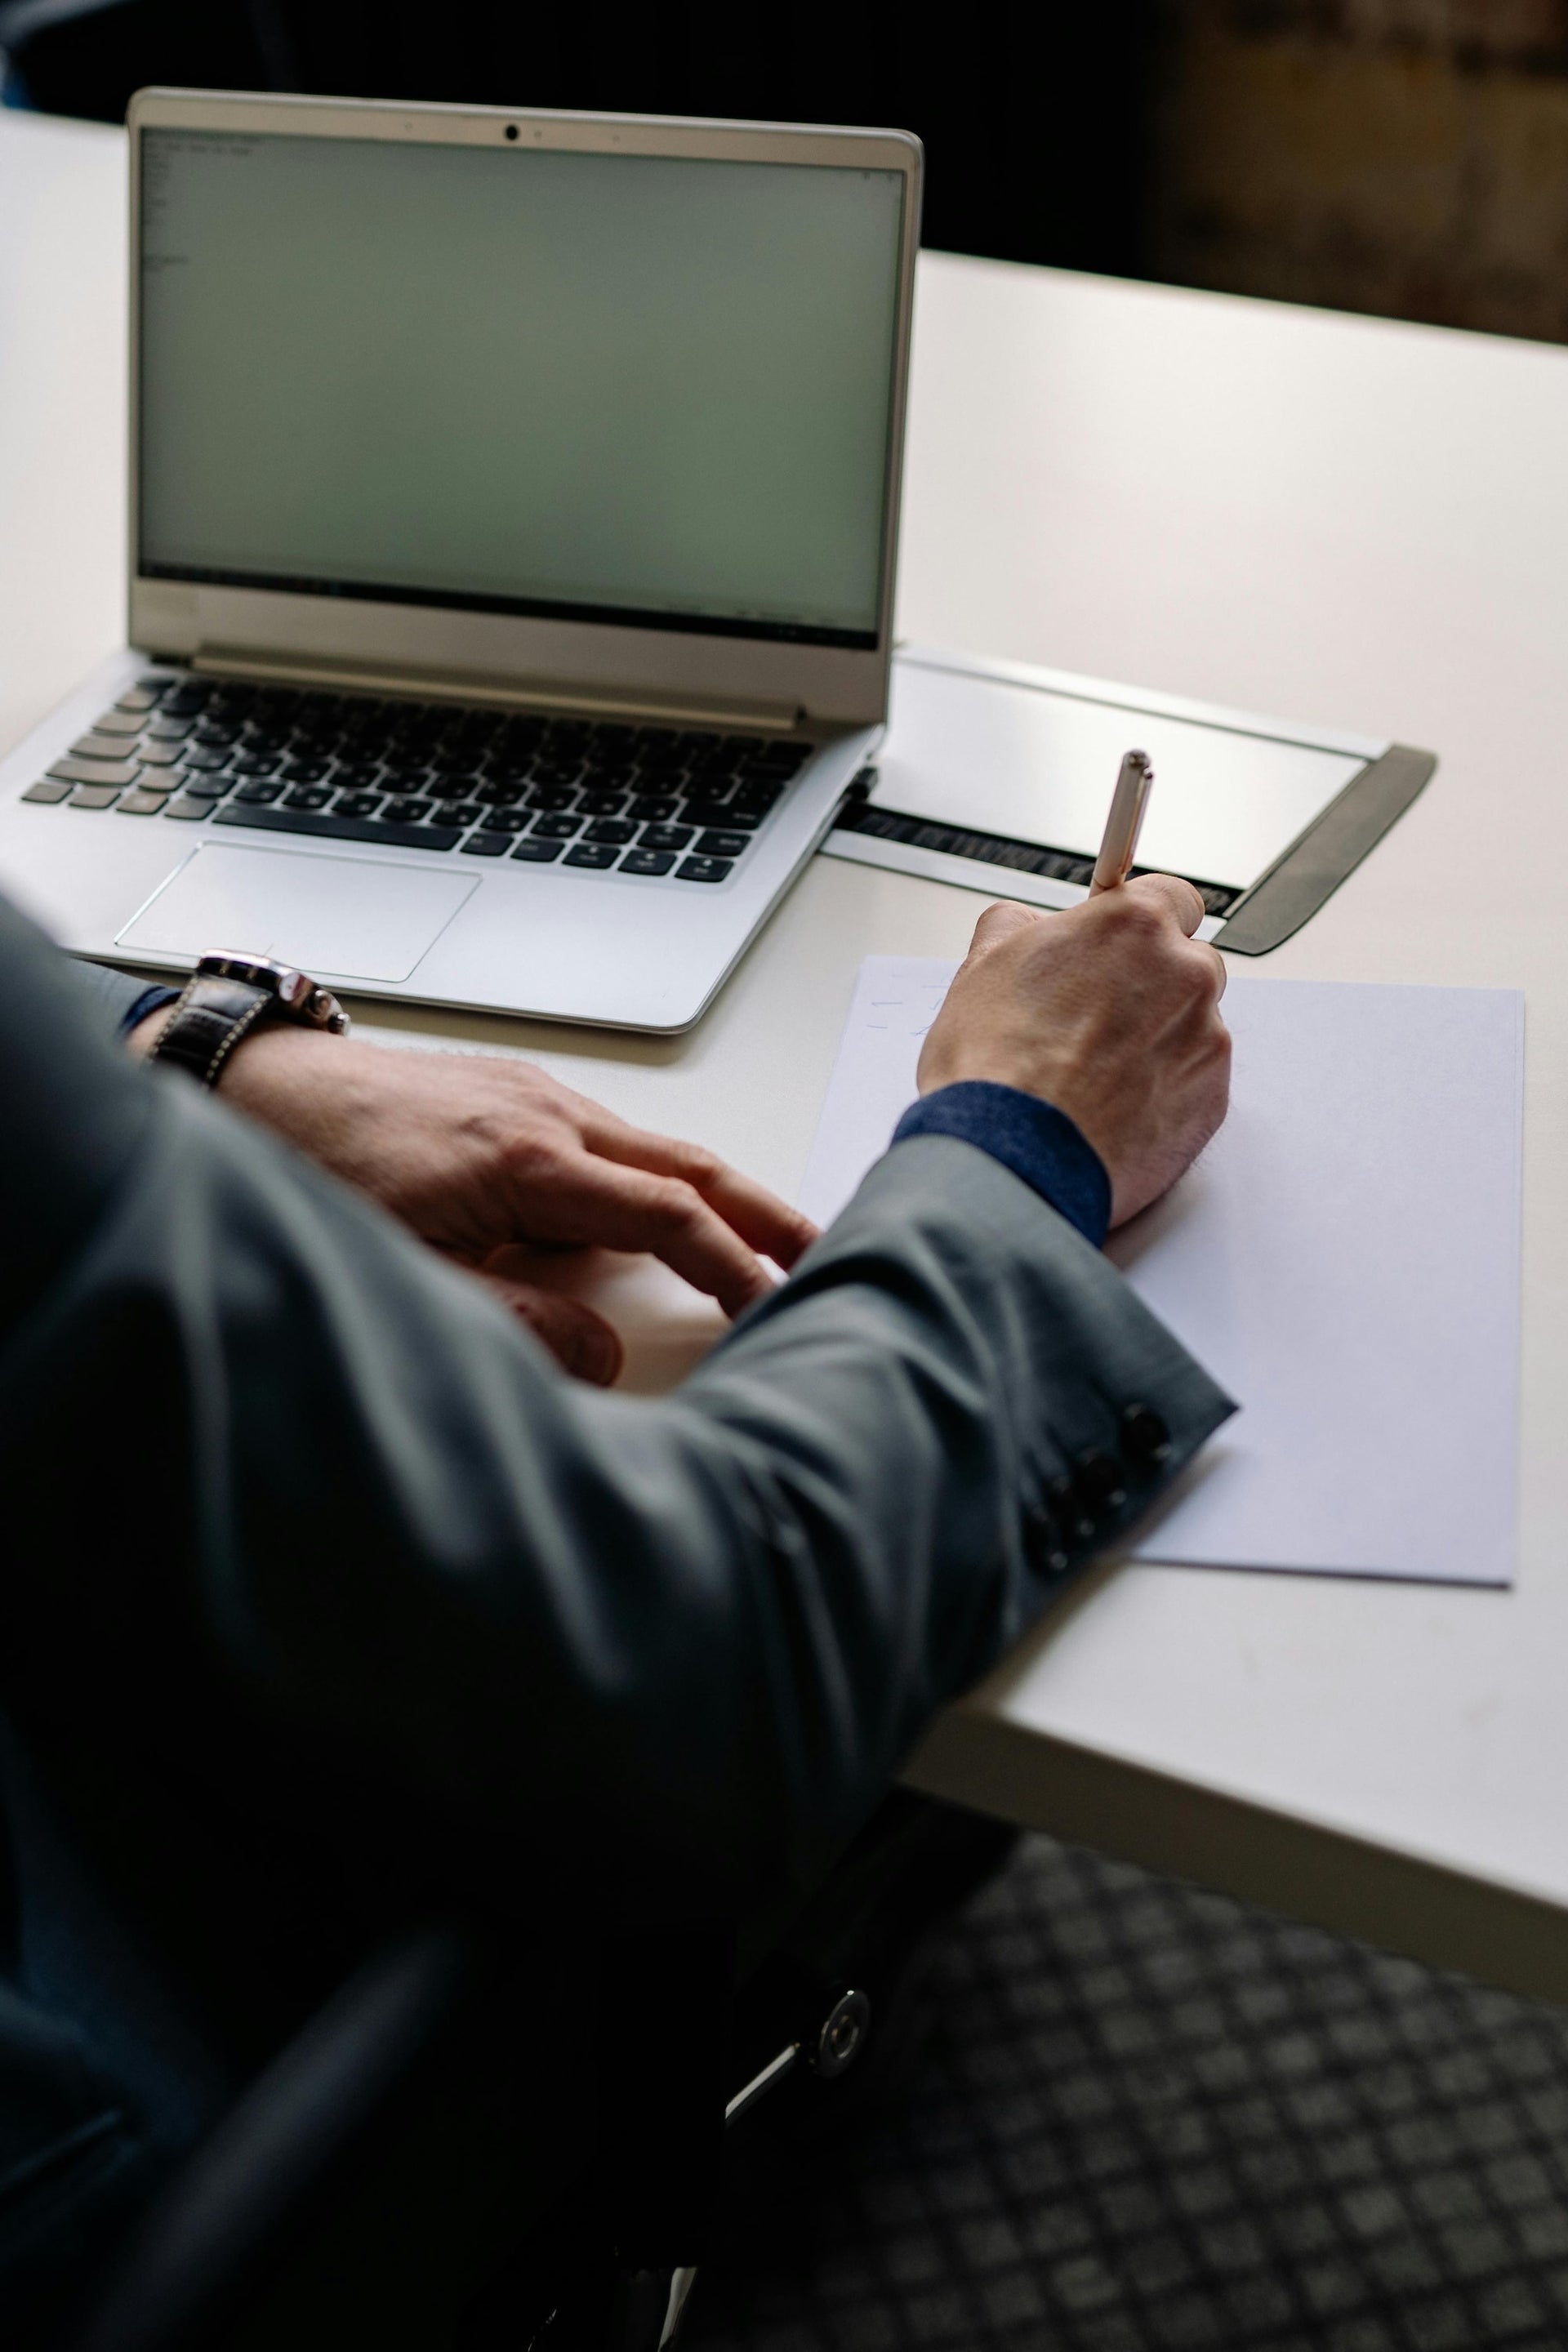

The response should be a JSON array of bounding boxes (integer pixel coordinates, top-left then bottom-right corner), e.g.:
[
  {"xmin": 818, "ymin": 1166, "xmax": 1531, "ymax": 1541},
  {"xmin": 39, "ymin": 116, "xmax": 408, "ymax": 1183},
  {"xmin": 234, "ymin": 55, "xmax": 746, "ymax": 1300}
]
[{"xmin": 1089, "ymin": 749, "xmax": 1154, "ymax": 895}]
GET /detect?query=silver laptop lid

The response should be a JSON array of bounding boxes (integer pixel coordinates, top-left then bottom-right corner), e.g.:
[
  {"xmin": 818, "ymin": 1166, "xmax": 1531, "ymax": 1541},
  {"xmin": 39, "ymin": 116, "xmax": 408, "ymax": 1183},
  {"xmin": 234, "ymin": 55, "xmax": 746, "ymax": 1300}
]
[{"xmin": 127, "ymin": 90, "xmax": 922, "ymax": 730}]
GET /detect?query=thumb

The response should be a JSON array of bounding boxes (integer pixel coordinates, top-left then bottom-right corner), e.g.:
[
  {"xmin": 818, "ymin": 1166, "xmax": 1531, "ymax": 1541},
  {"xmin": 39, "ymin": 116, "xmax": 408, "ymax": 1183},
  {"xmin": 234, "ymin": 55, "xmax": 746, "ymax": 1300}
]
[{"xmin": 479, "ymin": 1272, "xmax": 625, "ymax": 1387}]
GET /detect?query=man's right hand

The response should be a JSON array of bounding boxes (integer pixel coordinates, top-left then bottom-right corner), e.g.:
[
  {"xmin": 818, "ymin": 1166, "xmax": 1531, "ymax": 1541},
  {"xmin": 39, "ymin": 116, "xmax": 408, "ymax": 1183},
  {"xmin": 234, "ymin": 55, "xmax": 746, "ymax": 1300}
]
[{"xmin": 916, "ymin": 878, "xmax": 1232, "ymax": 1227}]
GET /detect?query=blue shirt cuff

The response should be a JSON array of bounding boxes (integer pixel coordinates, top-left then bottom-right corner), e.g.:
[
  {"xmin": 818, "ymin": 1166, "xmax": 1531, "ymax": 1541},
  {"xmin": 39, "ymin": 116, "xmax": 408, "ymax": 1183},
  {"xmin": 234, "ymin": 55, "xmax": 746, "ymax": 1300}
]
[
  {"xmin": 891, "ymin": 1081, "xmax": 1111, "ymax": 1247},
  {"xmin": 116, "ymin": 983, "xmax": 180, "ymax": 1041}
]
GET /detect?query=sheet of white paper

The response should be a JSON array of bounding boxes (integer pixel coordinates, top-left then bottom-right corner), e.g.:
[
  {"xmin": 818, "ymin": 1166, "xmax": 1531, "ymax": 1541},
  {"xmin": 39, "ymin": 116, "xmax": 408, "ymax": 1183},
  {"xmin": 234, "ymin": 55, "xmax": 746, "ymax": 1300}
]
[{"xmin": 800, "ymin": 959, "xmax": 1523, "ymax": 1587}]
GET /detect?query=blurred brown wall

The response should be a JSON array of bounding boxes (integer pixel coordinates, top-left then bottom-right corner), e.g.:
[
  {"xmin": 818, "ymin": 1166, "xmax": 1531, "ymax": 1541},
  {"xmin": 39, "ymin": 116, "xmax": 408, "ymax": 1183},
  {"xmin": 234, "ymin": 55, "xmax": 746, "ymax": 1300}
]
[{"xmin": 1154, "ymin": 1, "xmax": 1568, "ymax": 340}]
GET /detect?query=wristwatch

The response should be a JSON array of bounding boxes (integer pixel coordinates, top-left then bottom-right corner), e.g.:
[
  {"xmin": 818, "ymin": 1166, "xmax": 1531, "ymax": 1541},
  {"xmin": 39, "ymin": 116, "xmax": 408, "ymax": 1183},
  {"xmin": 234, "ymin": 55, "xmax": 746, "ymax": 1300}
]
[{"xmin": 149, "ymin": 951, "xmax": 350, "ymax": 1089}]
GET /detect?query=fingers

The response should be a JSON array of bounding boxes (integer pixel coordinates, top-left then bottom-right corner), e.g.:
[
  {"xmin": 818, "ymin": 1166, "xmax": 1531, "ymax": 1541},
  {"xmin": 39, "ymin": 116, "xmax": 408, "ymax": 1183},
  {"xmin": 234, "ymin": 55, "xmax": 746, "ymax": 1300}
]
[
  {"xmin": 509, "ymin": 1152, "xmax": 782, "ymax": 1316},
  {"xmin": 1105, "ymin": 873, "xmax": 1227, "ymax": 1000},
  {"xmin": 976, "ymin": 876, "xmax": 1208, "ymax": 946},
  {"xmin": 479, "ymin": 1272, "xmax": 625, "ymax": 1387},
  {"xmin": 1120, "ymin": 871, "xmax": 1207, "ymax": 936},
  {"xmin": 578, "ymin": 1119, "xmax": 817, "ymax": 1268}
]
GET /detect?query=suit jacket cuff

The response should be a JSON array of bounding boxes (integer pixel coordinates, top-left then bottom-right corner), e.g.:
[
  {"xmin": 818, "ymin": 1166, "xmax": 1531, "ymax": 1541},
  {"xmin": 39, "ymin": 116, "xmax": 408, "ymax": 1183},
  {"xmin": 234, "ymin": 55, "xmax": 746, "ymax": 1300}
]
[{"xmin": 892, "ymin": 1081, "xmax": 1111, "ymax": 1245}]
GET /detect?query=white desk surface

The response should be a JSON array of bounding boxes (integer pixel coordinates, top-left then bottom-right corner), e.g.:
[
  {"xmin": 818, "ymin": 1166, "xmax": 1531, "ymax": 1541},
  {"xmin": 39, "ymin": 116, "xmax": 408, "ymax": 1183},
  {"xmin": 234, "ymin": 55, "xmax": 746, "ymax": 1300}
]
[{"xmin": 8, "ymin": 109, "xmax": 1568, "ymax": 2000}]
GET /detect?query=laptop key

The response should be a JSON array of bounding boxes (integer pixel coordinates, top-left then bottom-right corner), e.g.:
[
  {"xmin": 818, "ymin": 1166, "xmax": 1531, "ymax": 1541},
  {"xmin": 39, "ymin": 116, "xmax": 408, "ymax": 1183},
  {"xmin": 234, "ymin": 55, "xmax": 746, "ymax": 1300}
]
[
  {"xmin": 432, "ymin": 802, "xmax": 483, "ymax": 828},
  {"xmin": 90, "ymin": 707, "xmax": 148, "ymax": 736},
  {"xmin": 381, "ymin": 795, "xmax": 432, "ymax": 822},
  {"xmin": 22, "ymin": 779, "xmax": 71, "ymax": 804},
  {"xmin": 163, "ymin": 796, "xmax": 213, "ymax": 821},
  {"xmin": 234, "ymin": 780, "xmax": 283, "ymax": 804},
  {"xmin": 479, "ymin": 808, "xmax": 530, "ymax": 833},
  {"xmin": 360, "ymin": 817, "xmax": 462, "ymax": 849},
  {"xmin": 179, "ymin": 776, "xmax": 232, "ymax": 800},
  {"xmin": 639, "ymin": 822, "xmax": 693, "ymax": 852},
  {"xmin": 181, "ymin": 746, "xmax": 231, "ymax": 771},
  {"xmin": 510, "ymin": 837, "xmax": 564, "ymax": 863},
  {"xmin": 577, "ymin": 790, "xmax": 627, "ymax": 817},
  {"xmin": 524, "ymin": 785, "xmax": 576, "ymax": 812},
  {"xmin": 115, "ymin": 686, "xmax": 163, "ymax": 712},
  {"xmin": 230, "ymin": 753, "xmax": 282, "ymax": 777},
  {"xmin": 213, "ymin": 805, "xmax": 462, "ymax": 852},
  {"xmin": 677, "ymin": 856, "xmax": 733, "ymax": 884},
  {"xmin": 463, "ymin": 832, "xmax": 513, "ymax": 858},
  {"xmin": 136, "ymin": 740, "xmax": 185, "ymax": 766},
  {"xmin": 332, "ymin": 791, "xmax": 383, "ymax": 819},
  {"xmin": 695, "ymin": 830, "xmax": 750, "ymax": 859},
  {"xmin": 532, "ymin": 813, "xmax": 582, "ymax": 840},
  {"xmin": 620, "ymin": 849, "xmax": 676, "ymax": 877},
  {"xmin": 627, "ymin": 795, "xmax": 678, "ymax": 823},
  {"xmin": 583, "ymin": 817, "xmax": 635, "ymax": 846},
  {"xmin": 564, "ymin": 841, "xmax": 618, "ymax": 870},
  {"xmin": 118, "ymin": 789, "xmax": 172, "ymax": 816},
  {"xmin": 146, "ymin": 717, "xmax": 194, "ymax": 740},
  {"xmin": 48, "ymin": 756, "xmax": 142, "ymax": 788},
  {"xmin": 71, "ymin": 732, "xmax": 138, "ymax": 761},
  {"xmin": 283, "ymin": 785, "xmax": 332, "ymax": 811}
]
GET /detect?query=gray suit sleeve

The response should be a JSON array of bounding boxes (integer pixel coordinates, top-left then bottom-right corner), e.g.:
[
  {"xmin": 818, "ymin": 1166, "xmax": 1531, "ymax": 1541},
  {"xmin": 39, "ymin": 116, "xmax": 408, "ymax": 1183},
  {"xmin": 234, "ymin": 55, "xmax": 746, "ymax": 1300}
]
[
  {"xmin": 0, "ymin": 893, "xmax": 1232, "ymax": 1923},
  {"xmin": 66, "ymin": 955, "xmax": 158, "ymax": 1035}
]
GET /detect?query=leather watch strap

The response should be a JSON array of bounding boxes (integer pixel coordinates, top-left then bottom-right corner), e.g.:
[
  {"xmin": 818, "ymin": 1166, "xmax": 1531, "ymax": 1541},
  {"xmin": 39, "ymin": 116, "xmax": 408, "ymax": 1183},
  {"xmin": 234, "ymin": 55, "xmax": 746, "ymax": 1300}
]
[{"xmin": 149, "ymin": 974, "xmax": 280, "ymax": 1089}]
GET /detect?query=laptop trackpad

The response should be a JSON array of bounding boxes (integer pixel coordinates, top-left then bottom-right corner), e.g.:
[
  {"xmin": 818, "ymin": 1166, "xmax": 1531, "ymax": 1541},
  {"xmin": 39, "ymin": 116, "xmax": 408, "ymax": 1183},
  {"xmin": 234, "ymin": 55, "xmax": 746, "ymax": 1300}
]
[{"xmin": 117, "ymin": 844, "xmax": 479, "ymax": 983}]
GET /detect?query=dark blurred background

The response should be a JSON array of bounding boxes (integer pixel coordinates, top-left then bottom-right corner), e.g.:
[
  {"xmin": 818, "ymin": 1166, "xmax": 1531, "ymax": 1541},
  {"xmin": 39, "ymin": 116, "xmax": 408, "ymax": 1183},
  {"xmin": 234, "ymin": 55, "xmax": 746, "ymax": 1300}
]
[{"xmin": 3, "ymin": 0, "xmax": 1568, "ymax": 341}]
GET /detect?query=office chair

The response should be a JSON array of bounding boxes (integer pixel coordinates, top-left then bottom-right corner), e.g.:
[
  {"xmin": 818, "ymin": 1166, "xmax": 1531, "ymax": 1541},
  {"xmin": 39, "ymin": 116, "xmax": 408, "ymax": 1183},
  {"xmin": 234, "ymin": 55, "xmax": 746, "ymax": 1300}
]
[
  {"xmin": 66, "ymin": 1793, "xmax": 1013, "ymax": 2352},
  {"xmin": 65, "ymin": 1916, "xmax": 876, "ymax": 2352}
]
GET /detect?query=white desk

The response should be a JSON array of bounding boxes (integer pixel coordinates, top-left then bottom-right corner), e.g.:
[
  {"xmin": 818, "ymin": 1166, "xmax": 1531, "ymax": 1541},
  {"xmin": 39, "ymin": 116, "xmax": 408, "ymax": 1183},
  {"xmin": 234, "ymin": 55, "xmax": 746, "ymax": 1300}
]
[{"xmin": 8, "ymin": 108, "xmax": 1568, "ymax": 2002}]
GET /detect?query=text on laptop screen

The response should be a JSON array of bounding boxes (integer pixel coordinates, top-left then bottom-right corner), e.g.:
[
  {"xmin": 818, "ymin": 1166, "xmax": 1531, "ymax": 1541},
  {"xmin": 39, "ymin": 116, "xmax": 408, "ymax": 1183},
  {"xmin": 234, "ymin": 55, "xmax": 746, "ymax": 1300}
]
[{"xmin": 137, "ymin": 128, "xmax": 906, "ymax": 648}]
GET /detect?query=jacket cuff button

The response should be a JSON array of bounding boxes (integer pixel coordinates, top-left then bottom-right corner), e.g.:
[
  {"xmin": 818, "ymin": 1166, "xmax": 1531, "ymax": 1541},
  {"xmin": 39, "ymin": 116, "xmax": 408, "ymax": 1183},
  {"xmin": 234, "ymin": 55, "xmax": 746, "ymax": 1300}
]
[
  {"xmin": 1048, "ymin": 1473, "xmax": 1097, "ymax": 1543},
  {"xmin": 1027, "ymin": 1508, "xmax": 1072, "ymax": 1575},
  {"xmin": 1073, "ymin": 1449, "xmax": 1128, "ymax": 1515},
  {"xmin": 1120, "ymin": 1403, "xmax": 1172, "ymax": 1464}
]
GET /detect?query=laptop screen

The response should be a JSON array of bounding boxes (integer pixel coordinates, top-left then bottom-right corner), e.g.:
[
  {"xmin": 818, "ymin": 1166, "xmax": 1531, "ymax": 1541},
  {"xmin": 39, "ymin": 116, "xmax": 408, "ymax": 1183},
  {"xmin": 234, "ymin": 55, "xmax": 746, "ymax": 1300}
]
[{"xmin": 136, "ymin": 127, "xmax": 906, "ymax": 651}]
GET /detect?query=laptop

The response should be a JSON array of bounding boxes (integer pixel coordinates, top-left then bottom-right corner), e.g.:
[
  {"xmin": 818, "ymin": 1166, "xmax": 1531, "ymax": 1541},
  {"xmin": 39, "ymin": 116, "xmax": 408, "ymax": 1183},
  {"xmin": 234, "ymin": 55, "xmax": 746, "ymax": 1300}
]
[{"xmin": 0, "ymin": 89, "xmax": 920, "ymax": 1031}]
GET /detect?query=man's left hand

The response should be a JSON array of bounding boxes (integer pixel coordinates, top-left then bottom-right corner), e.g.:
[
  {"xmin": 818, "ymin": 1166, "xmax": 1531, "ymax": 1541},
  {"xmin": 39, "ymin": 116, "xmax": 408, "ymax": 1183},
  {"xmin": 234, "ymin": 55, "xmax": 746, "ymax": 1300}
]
[{"xmin": 131, "ymin": 1016, "xmax": 817, "ymax": 1381}]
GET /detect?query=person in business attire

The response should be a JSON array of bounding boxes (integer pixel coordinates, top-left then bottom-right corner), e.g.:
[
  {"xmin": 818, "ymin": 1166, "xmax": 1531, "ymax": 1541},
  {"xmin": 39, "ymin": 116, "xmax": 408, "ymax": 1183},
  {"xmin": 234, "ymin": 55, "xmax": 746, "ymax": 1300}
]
[{"xmin": 0, "ymin": 873, "xmax": 1229, "ymax": 2346}]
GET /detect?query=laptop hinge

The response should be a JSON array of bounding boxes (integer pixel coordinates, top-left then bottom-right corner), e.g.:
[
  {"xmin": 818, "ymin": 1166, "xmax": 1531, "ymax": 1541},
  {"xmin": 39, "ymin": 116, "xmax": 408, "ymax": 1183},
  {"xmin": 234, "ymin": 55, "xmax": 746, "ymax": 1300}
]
[{"xmin": 190, "ymin": 647, "xmax": 805, "ymax": 734}]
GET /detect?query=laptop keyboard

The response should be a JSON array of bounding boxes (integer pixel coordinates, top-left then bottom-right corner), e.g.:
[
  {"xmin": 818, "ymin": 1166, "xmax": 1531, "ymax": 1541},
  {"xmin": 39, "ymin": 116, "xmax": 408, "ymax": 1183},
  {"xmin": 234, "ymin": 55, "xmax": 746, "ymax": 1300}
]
[{"xmin": 20, "ymin": 673, "xmax": 812, "ymax": 884}]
